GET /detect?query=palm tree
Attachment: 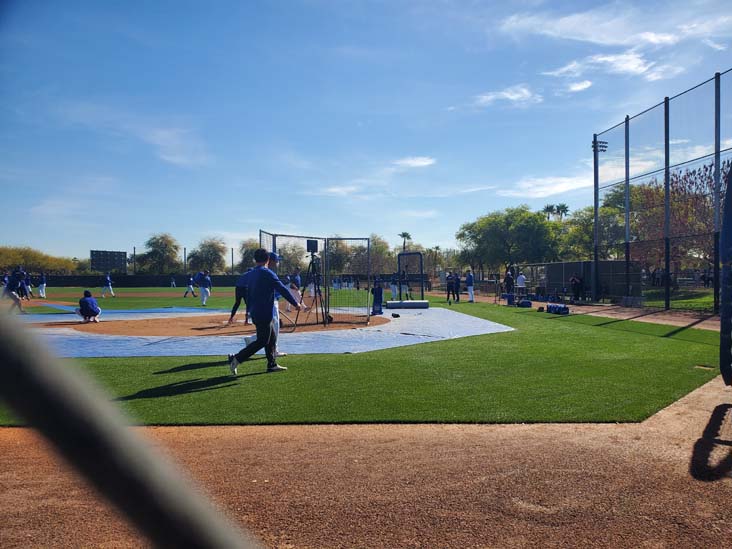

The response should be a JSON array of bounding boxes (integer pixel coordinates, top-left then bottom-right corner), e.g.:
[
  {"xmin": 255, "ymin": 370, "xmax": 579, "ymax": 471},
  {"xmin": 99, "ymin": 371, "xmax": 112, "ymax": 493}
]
[
  {"xmin": 398, "ymin": 232, "xmax": 412, "ymax": 252},
  {"xmin": 555, "ymin": 203, "xmax": 570, "ymax": 221},
  {"xmin": 542, "ymin": 204, "xmax": 556, "ymax": 221}
]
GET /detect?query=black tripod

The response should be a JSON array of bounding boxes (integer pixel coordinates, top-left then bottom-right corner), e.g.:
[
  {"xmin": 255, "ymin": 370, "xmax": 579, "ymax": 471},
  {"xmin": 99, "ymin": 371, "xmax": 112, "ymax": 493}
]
[{"xmin": 297, "ymin": 252, "xmax": 330, "ymax": 327}]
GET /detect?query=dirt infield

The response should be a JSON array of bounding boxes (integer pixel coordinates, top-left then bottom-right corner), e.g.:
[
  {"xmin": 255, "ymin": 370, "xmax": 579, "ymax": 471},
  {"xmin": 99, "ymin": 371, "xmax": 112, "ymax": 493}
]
[
  {"xmin": 1, "ymin": 379, "xmax": 732, "ymax": 547},
  {"xmin": 33, "ymin": 313, "xmax": 389, "ymax": 337}
]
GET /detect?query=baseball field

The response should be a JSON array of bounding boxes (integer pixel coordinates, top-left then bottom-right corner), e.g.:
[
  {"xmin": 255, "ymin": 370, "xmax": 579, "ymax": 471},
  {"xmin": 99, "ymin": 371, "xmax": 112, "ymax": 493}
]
[{"xmin": 1, "ymin": 288, "xmax": 730, "ymax": 547}]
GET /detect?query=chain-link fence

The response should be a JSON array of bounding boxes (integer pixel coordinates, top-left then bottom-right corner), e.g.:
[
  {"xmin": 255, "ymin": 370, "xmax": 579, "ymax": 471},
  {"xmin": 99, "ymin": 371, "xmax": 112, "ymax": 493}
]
[{"xmin": 594, "ymin": 69, "xmax": 732, "ymax": 312}]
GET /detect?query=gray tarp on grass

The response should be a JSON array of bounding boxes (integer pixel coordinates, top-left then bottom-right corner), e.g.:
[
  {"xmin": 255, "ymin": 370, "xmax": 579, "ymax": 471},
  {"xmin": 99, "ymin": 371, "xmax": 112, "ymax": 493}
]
[{"xmin": 26, "ymin": 307, "xmax": 514, "ymax": 358}]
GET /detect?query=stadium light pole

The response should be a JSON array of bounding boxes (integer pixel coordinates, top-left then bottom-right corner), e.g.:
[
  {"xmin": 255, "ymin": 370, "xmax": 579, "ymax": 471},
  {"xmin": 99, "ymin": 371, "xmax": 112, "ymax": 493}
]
[{"xmin": 592, "ymin": 134, "xmax": 607, "ymax": 302}]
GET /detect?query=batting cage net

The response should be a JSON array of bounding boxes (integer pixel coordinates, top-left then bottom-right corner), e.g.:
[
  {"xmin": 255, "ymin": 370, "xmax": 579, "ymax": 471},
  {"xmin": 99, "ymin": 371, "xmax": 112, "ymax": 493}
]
[
  {"xmin": 259, "ymin": 231, "xmax": 370, "ymax": 329},
  {"xmin": 397, "ymin": 252, "xmax": 425, "ymax": 300},
  {"xmin": 325, "ymin": 238, "xmax": 371, "ymax": 325}
]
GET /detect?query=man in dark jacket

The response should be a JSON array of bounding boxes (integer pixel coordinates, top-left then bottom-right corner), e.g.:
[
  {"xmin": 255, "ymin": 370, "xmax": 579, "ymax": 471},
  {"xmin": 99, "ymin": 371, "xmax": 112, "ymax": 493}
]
[
  {"xmin": 227, "ymin": 249, "xmax": 301, "ymax": 375},
  {"xmin": 76, "ymin": 290, "xmax": 102, "ymax": 323}
]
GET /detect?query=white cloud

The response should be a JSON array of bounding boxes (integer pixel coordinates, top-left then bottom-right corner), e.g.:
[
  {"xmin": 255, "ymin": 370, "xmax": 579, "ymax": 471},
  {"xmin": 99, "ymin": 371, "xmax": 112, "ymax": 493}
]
[
  {"xmin": 500, "ymin": 8, "xmax": 732, "ymax": 48},
  {"xmin": 58, "ymin": 102, "xmax": 209, "ymax": 167},
  {"xmin": 590, "ymin": 52, "xmax": 652, "ymax": 75},
  {"xmin": 399, "ymin": 209, "xmax": 439, "ymax": 219},
  {"xmin": 567, "ymin": 80, "xmax": 592, "ymax": 92},
  {"xmin": 542, "ymin": 61, "xmax": 583, "ymax": 78},
  {"xmin": 393, "ymin": 156, "xmax": 436, "ymax": 168},
  {"xmin": 644, "ymin": 64, "xmax": 686, "ymax": 81},
  {"xmin": 474, "ymin": 84, "xmax": 542, "ymax": 107},
  {"xmin": 543, "ymin": 50, "xmax": 685, "ymax": 82},
  {"xmin": 306, "ymin": 185, "xmax": 361, "ymax": 197},
  {"xmin": 703, "ymin": 38, "xmax": 727, "ymax": 51},
  {"xmin": 497, "ymin": 174, "xmax": 592, "ymax": 198},
  {"xmin": 500, "ymin": 9, "xmax": 679, "ymax": 47}
]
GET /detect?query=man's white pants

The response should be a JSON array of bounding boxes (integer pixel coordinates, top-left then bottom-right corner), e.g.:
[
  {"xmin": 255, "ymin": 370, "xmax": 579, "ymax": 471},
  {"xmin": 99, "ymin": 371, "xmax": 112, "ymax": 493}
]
[
  {"xmin": 102, "ymin": 285, "xmax": 114, "ymax": 297},
  {"xmin": 273, "ymin": 302, "xmax": 282, "ymax": 353},
  {"xmin": 390, "ymin": 284, "xmax": 398, "ymax": 300},
  {"xmin": 39, "ymin": 283, "xmax": 46, "ymax": 298},
  {"xmin": 467, "ymin": 286, "xmax": 474, "ymax": 302},
  {"xmin": 201, "ymin": 287, "xmax": 210, "ymax": 305}
]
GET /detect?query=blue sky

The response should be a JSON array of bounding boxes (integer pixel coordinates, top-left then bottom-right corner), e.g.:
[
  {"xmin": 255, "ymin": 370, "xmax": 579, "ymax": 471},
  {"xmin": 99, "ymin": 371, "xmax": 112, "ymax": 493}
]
[{"xmin": 1, "ymin": 0, "xmax": 731, "ymax": 259}]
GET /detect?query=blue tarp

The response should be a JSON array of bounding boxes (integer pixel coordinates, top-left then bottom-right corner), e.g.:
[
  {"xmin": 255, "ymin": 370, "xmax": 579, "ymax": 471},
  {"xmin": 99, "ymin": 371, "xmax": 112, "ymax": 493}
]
[{"xmin": 27, "ymin": 307, "xmax": 514, "ymax": 358}]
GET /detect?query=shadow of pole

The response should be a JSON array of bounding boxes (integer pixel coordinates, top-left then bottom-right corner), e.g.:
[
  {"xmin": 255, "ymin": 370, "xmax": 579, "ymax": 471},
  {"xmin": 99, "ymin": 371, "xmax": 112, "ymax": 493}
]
[{"xmin": 689, "ymin": 403, "xmax": 732, "ymax": 481}]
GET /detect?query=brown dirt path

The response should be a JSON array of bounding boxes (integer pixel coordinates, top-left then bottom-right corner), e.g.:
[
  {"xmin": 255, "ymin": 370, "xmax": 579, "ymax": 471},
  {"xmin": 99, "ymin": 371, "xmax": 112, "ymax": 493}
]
[
  {"xmin": 425, "ymin": 291, "xmax": 721, "ymax": 332},
  {"xmin": 2, "ymin": 378, "xmax": 732, "ymax": 548}
]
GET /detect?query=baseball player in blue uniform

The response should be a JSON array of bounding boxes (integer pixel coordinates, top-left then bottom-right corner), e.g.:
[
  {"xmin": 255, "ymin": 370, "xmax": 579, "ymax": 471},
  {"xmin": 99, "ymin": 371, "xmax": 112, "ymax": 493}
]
[
  {"xmin": 183, "ymin": 274, "xmax": 198, "ymax": 297},
  {"xmin": 75, "ymin": 289, "xmax": 102, "ymax": 322},
  {"xmin": 1, "ymin": 269, "xmax": 26, "ymax": 313},
  {"xmin": 197, "ymin": 270, "xmax": 212, "ymax": 306},
  {"xmin": 101, "ymin": 272, "xmax": 115, "ymax": 298},
  {"xmin": 228, "ymin": 268, "xmax": 252, "ymax": 324},
  {"xmin": 390, "ymin": 272, "xmax": 398, "ymax": 300},
  {"xmin": 465, "ymin": 269, "xmax": 475, "ymax": 302},
  {"xmin": 38, "ymin": 272, "xmax": 47, "ymax": 299},
  {"xmin": 227, "ymin": 249, "xmax": 300, "ymax": 375}
]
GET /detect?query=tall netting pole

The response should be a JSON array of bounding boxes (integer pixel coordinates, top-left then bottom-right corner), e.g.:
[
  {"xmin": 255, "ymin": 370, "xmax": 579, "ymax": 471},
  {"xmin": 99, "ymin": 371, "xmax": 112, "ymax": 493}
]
[
  {"xmin": 664, "ymin": 97, "xmax": 671, "ymax": 310},
  {"xmin": 714, "ymin": 72, "xmax": 721, "ymax": 314},
  {"xmin": 592, "ymin": 133, "xmax": 600, "ymax": 302},
  {"xmin": 625, "ymin": 115, "xmax": 631, "ymax": 297},
  {"xmin": 721, "ymin": 168, "xmax": 732, "ymax": 385}
]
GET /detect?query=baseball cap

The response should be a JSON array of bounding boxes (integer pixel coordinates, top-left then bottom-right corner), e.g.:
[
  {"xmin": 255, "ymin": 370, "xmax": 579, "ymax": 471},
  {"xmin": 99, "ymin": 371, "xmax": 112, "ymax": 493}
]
[{"xmin": 269, "ymin": 252, "xmax": 281, "ymax": 262}]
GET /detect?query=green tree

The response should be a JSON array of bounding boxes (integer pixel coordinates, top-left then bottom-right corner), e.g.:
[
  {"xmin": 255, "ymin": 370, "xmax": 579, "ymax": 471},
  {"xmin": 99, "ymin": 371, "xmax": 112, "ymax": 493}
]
[
  {"xmin": 137, "ymin": 233, "xmax": 181, "ymax": 274},
  {"xmin": 277, "ymin": 242, "xmax": 307, "ymax": 274},
  {"xmin": 238, "ymin": 238, "xmax": 259, "ymax": 272},
  {"xmin": 187, "ymin": 237, "xmax": 227, "ymax": 273},
  {"xmin": 542, "ymin": 204, "xmax": 556, "ymax": 221},
  {"xmin": 456, "ymin": 205, "xmax": 558, "ymax": 270},
  {"xmin": 369, "ymin": 234, "xmax": 395, "ymax": 275},
  {"xmin": 555, "ymin": 203, "xmax": 570, "ymax": 221},
  {"xmin": 398, "ymin": 231, "xmax": 412, "ymax": 252},
  {"xmin": 0, "ymin": 246, "xmax": 77, "ymax": 273},
  {"xmin": 326, "ymin": 238, "xmax": 350, "ymax": 273}
]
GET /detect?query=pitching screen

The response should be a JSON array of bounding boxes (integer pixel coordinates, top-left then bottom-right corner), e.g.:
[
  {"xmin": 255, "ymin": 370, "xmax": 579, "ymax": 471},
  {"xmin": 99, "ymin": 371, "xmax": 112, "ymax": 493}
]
[{"xmin": 90, "ymin": 250, "xmax": 127, "ymax": 273}]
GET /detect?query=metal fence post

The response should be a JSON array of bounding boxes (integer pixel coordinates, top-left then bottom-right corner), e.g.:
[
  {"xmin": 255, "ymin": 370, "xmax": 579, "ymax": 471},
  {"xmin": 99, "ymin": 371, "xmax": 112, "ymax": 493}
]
[
  {"xmin": 714, "ymin": 72, "xmax": 721, "ymax": 314},
  {"xmin": 625, "ymin": 115, "xmax": 631, "ymax": 297},
  {"xmin": 592, "ymin": 133, "xmax": 600, "ymax": 302},
  {"xmin": 664, "ymin": 97, "xmax": 671, "ymax": 310}
]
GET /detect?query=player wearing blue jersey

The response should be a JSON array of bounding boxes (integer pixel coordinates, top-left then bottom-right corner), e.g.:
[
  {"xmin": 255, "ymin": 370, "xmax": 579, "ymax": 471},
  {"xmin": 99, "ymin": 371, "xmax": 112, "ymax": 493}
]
[
  {"xmin": 75, "ymin": 290, "xmax": 102, "ymax": 322},
  {"xmin": 228, "ymin": 268, "xmax": 252, "ymax": 324},
  {"xmin": 183, "ymin": 274, "xmax": 198, "ymax": 298},
  {"xmin": 227, "ymin": 249, "xmax": 300, "ymax": 375},
  {"xmin": 101, "ymin": 273, "xmax": 115, "ymax": 298},
  {"xmin": 465, "ymin": 269, "xmax": 475, "ymax": 303}
]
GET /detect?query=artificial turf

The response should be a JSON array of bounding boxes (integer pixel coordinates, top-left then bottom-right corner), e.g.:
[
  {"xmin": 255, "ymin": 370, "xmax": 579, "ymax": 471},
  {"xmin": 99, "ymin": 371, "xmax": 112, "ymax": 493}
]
[{"xmin": 1, "ymin": 297, "xmax": 720, "ymax": 426}]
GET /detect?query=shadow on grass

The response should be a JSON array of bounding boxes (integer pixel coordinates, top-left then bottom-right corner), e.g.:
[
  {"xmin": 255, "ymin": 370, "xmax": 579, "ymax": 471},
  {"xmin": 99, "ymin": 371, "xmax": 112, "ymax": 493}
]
[
  {"xmin": 115, "ymin": 372, "xmax": 267, "ymax": 401},
  {"xmin": 690, "ymin": 403, "xmax": 732, "ymax": 481},
  {"xmin": 661, "ymin": 315, "xmax": 717, "ymax": 339},
  {"xmin": 154, "ymin": 357, "xmax": 266, "ymax": 375}
]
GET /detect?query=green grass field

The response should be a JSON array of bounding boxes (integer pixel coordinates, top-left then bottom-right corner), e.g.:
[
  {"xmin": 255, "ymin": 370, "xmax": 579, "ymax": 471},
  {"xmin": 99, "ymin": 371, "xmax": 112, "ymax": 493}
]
[
  {"xmin": 642, "ymin": 287, "xmax": 715, "ymax": 311},
  {"xmin": 25, "ymin": 286, "xmax": 373, "ymax": 313},
  {"xmin": 2, "ymin": 293, "xmax": 720, "ymax": 426}
]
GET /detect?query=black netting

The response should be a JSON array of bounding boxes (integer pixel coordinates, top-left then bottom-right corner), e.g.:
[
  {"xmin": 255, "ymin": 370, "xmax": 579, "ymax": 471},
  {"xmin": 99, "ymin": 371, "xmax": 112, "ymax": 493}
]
[
  {"xmin": 326, "ymin": 238, "xmax": 371, "ymax": 324},
  {"xmin": 258, "ymin": 231, "xmax": 371, "ymax": 328}
]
